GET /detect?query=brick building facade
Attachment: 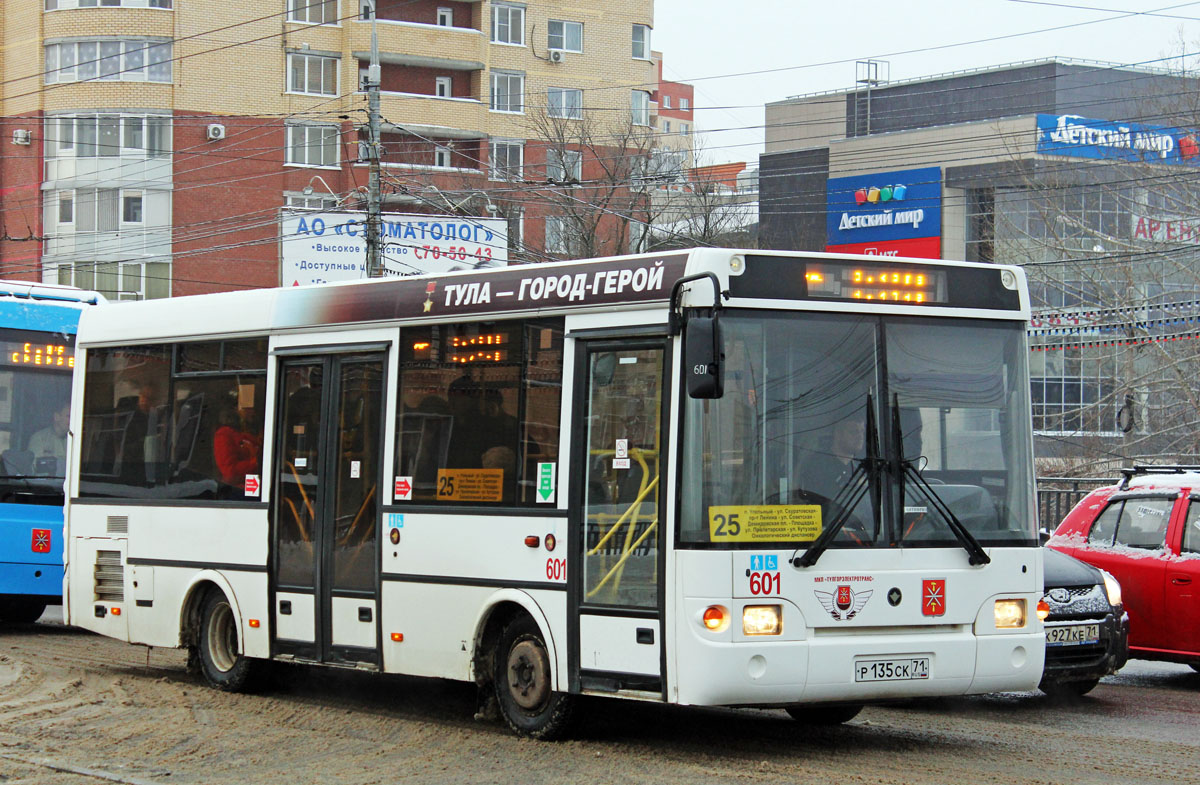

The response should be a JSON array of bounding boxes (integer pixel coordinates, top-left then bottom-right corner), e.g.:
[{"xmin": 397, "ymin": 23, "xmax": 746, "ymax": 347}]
[{"xmin": 0, "ymin": 0, "xmax": 659, "ymax": 298}]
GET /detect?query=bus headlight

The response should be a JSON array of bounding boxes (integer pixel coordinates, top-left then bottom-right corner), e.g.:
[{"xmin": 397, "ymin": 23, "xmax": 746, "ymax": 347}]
[
  {"xmin": 742, "ymin": 605, "xmax": 782, "ymax": 636},
  {"xmin": 994, "ymin": 599, "xmax": 1027, "ymax": 629},
  {"xmin": 1100, "ymin": 570, "xmax": 1122, "ymax": 608}
]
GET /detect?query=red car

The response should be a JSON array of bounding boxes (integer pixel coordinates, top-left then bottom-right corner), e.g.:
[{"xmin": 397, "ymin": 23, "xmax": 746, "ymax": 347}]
[{"xmin": 1048, "ymin": 465, "xmax": 1200, "ymax": 670}]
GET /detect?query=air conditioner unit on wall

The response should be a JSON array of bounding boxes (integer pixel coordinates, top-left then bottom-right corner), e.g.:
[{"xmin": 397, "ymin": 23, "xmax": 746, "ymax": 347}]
[
  {"xmin": 206, "ymin": 123, "xmax": 226, "ymax": 141},
  {"xmin": 549, "ymin": 50, "xmax": 564, "ymax": 64},
  {"xmin": 12, "ymin": 129, "xmax": 31, "ymax": 145}
]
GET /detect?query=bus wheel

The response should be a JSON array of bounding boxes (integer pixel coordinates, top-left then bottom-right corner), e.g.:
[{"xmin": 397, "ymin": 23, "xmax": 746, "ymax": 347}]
[
  {"xmin": 785, "ymin": 704, "xmax": 863, "ymax": 725},
  {"xmin": 0, "ymin": 599, "xmax": 46, "ymax": 624},
  {"xmin": 493, "ymin": 615, "xmax": 574, "ymax": 740},
  {"xmin": 198, "ymin": 590, "xmax": 254, "ymax": 692}
]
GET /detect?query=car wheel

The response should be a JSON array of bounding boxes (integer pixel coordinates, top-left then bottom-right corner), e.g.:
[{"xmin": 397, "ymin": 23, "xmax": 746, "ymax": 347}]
[
  {"xmin": 197, "ymin": 590, "xmax": 255, "ymax": 692},
  {"xmin": 493, "ymin": 615, "xmax": 575, "ymax": 740},
  {"xmin": 0, "ymin": 599, "xmax": 47, "ymax": 624},
  {"xmin": 785, "ymin": 704, "xmax": 863, "ymax": 725},
  {"xmin": 1041, "ymin": 678, "xmax": 1099, "ymax": 697}
]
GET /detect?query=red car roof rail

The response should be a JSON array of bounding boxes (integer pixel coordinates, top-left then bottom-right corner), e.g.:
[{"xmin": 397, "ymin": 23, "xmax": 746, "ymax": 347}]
[{"xmin": 1118, "ymin": 464, "xmax": 1200, "ymax": 489}]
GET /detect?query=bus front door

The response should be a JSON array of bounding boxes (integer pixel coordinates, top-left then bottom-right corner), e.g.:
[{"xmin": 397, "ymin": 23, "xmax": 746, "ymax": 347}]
[
  {"xmin": 570, "ymin": 339, "xmax": 668, "ymax": 695},
  {"xmin": 272, "ymin": 352, "xmax": 386, "ymax": 666}
]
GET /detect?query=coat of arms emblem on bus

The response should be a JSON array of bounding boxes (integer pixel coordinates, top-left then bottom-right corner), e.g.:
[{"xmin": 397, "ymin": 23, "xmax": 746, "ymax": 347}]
[
  {"xmin": 922, "ymin": 579, "xmax": 946, "ymax": 616},
  {"xmin": 31, "ymin": 529, "xmax": 51, "ymax": 554},
  {"xmin": 815, "ymin": 586, "xmax": 872, "ymax": 621}
]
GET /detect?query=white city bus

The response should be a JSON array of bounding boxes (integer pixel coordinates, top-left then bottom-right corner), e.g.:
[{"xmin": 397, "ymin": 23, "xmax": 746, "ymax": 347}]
[{"xmin": 64, "ymin": 249, "xmax": 1044, "ymax": 738}]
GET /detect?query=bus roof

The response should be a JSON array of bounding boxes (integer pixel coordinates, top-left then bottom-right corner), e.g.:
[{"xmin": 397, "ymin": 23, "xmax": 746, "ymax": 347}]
[
  {"xmin": 0, "ymin": 280, "xmax": 104, "ymax": 334},
  {"xmin": 74, "ymin": 249, "xmax": 1030, "ymax": 345}
]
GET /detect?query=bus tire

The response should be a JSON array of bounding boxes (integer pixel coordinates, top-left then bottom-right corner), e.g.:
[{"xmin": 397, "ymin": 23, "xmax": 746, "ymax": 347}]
[
  {"xmin": 197, "ymin": 590, "xmax": 254, "ymax": 692},
  {"xmin": 785, "ymin": 704, "xmax": 863, "ymax": 725},
  {"xmin": 0, "ymin": 598, "xmax": 46, "ymax": 624},
  {"xmin": 493, "ymin": 615, "xmax": 574, "ymax": 740}
]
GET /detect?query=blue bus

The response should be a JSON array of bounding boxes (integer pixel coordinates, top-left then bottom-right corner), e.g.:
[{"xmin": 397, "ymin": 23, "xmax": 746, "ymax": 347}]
[{"xmin": 0, "ymin": 281, "xmax": 101, "ymax": 623}]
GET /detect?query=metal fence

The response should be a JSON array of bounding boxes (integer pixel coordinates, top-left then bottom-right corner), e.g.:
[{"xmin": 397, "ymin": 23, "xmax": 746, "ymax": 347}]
[{"xmin": 1035, "ymin": 476, "xmax": 1115, "ymax": 531}]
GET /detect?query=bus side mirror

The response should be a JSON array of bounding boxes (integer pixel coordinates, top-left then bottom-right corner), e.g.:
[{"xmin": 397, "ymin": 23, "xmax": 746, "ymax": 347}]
[{"xmin": 684, "ymin": 316, "xmax": 723, "ymax": 399}]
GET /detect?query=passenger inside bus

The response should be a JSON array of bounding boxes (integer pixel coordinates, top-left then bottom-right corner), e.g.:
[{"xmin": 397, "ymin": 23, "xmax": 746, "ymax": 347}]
[
  {"xmin": 27, "ymin": 402, "xmax": 70, "ymax": 475},
  {"xmin": 212, "ymin": 397, "xmax": 262, "ymax": 494}
]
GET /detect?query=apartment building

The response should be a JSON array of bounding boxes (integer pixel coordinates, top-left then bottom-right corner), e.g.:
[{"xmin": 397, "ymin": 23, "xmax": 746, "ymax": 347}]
[{"xmin": 0, "ymin": 0, "xmax": 658, "ymax": 298}]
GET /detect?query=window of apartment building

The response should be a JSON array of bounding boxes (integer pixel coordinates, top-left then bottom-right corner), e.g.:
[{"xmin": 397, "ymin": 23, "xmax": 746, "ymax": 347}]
[
  {"xmin": 679, "ymin": 123, "xmax": 689, "ymax": 136},
  {"xmin": 661, "ymin": 95, "xmax": 671, "ymax": 110},
  {"xmin": 490, "ymin": 70, "xmax": 524, "ymax": 113},
  {"xmin": 632, "ymin": 24, "xmax": 650, "ymax": 59},
  {"xmin": 289, "ymin": 0, "xmax": 336, "ymax": 24},
  {"xmin": 56, "ymin": 261, "xmax": 170, "ymax": 300},
  {"xmin": 285, "ymin": 193, "xmax": 338, "ymax": 210},
  {"xmin": 46, "ymin": 115, "xmax": 171, "ymax": 159},
  {"xmin": 122, "ymin": 192, "xmax": 144, "ymax": 223},
  {"xmin": 507, "ymin": 207, "xmax": 524, "ymax": 254},
  {"xmin": 437, "ymin": 7, "xmax": 454, "ymax": 26},
  {"xmin": 631, "ymin": 90, "xmax": 651, "ymax": 126},
  {"xmin": 435, "ymin": 146, "xmax": 452, "ymax": 168},
  {"xmin": 436, "ymin": 76, "xmax": 453, "ymax": 98},
  {"xmin": 547, "ymin": 88, "xmax": 582, "ymax": 120},
  {"xmin": 489, "ymin": 139, "xmax": 523, "ymax": 181},
  {"xmin": 492, "ymin": 3, "xmax": 525, "ymax": 45},
  {"xmin": 547, "ymin": 20, "xmax": 582, "ymax": 52},
  {"xmin": 545, "ymin": 215, "xmax": 570, "ymax": 254},
  {"xmin": 663, "ymin": 120, "xmax": 671, "ymax": 133},
  {"xmin": 46, "ymin": 1, "xmax": 173, "ymax": 9},
  {"xmin": 45, "ymin": 39, "xmax": 172, "ymax": 84},
  {"xmin": 287, "ymin": 124, "xmax": 340, "ymax": 167},
  {"xmin": 546, "ymin": 149, "xmax": 581, "ymax": 183},
  {"xmin": 288, "ymin": 53, "xmax": 339, "ymax": 96},
  {"xmin": 680, "ymin": 97, "xmax": 689, "ymax": 111},
  {"xmin": 57, "ymin": 192, "xmax": 75, "ymax": 224}
]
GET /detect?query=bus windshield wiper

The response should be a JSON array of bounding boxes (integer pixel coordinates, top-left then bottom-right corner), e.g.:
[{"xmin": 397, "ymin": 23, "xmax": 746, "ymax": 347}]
[
  {"xmin": 891, "ymin": 396, "xmax": 990, "ymax": 566},
  {"xmin": 791, "ymin": 398, "xmax": 883, "ymax": 568}
]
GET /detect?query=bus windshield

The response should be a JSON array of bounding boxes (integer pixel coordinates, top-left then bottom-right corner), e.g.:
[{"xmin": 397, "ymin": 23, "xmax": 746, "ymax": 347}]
[
  {"xmin": 679, "ymin": 311, "xmax": 1036, "ymax": 548},
  {"xmin": 0, "ymin": 327, "xmax": 76, "ymax": 502}
]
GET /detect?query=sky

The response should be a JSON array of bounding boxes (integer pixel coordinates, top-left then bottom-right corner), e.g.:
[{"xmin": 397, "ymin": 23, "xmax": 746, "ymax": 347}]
[{"xmin": 652, "ymin": 0, "xmax": 1200, "ymax": 164}]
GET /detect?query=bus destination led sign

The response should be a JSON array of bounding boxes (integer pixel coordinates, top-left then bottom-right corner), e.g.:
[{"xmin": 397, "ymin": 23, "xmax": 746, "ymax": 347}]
[
  {"xmin": 805, "ymin": 263, "xmax": 947, "ymax": 304},
  {"xmin": 6, "ymin": 341, "xmax": 74, "ymax": 369}
]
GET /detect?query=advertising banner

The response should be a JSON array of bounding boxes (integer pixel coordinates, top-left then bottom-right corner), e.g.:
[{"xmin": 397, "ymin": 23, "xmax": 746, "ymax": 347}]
[
  {"xmin": 280, "ymin": 211, "xmax": 508, "ymax": 286},
  {"xmin": 825, "ymin": 166, "xmax": 942, "ymax": 258},
  {"xmin": 824, "ymin": 237, "xmax": 942, "ymax": 258},
  {"xmin": 1036, "ymin": 114, "xmax": 1200, "ymax": 166},
  {"xmin": 1131, "ymin": 213, "xmax": 1200, "ymax": 245}
]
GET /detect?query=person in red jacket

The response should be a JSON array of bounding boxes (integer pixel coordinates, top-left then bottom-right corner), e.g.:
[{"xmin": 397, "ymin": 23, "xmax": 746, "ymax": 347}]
[{"xmin": 213, "ymin": 401, "xmax": 262, "ymax": 491}]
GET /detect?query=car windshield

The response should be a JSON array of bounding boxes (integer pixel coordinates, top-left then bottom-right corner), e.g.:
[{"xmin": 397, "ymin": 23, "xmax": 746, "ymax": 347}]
[
  {"xmin": 0, "ymin": 328, "xmax": 75, "ymax": 502},
  {"xmin": 679, "ymin": 311, "xmax": 1036, "ymax": 548}
]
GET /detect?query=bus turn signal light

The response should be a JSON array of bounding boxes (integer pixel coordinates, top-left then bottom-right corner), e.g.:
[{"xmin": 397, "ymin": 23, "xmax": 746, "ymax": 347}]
[
  {"xmin": 248, "ymin": 619, "xmax": 260, "ymax": 628},
  {"xmin": 1036, "ymin": 599, "xmax": 1050, "ymax": 622},
  {"xmin": 391, "ymin": 632, "xmax": 404, "ymax": 642},
  {"xmin": 110, "ymin": 607, "xmax": 121, "ymax": 616},
  {"xmin": 702, "ymin": 605, "xmax": 729, "ymax": 632}
]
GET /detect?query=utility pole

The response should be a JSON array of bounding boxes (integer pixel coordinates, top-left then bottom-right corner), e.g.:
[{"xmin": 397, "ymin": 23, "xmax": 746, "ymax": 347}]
[{"xmin": 365, "ymin": 0, "xmax": 383, "ymax": 277}]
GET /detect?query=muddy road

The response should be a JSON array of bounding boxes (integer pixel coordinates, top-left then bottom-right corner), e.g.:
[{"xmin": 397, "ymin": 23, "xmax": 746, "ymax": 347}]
[{"xmin": 1, "ymin": 610, "xmax": 1196, "ymax": 785}]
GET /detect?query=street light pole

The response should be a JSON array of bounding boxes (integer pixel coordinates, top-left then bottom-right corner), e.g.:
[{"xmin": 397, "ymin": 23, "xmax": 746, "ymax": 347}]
[{"xmin": 365, "ymin": 1, "xmax": 383, "ymax": 278}]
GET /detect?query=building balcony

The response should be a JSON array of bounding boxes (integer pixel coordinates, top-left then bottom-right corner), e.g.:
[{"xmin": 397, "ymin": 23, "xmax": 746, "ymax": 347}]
[{"xmin": 350, "ymin": 16, "xmax": 486, "ymax": 71}]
